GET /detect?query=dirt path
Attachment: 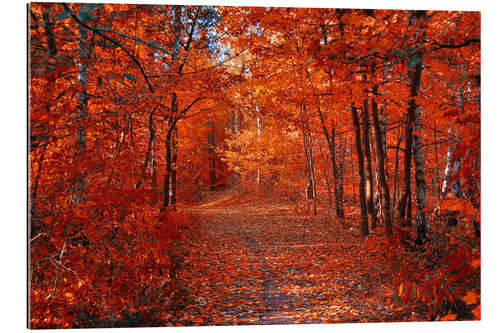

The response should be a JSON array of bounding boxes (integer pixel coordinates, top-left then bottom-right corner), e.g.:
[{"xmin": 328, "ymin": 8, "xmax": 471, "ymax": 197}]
[{"xmin": 166, "ymin": 195, "xmax": 395, "ymax": 326}]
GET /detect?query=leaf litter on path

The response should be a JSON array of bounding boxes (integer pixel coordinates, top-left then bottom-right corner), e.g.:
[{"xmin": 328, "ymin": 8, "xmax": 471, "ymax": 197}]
[{"xmin": 165, "ymin": 197, "xmax": 396, "ymax": 326}]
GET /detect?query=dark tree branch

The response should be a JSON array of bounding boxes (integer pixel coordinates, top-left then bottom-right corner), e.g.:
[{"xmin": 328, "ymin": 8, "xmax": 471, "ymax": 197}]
[
  {"xmin": 95, "ymin": 27, "xmax": 196, "ymax": 71},
  {"xmin": 432, "ymin": 38, "xmax": 480, "ymax": 50},
  {"xmin": 181, "ymin": 97, "xmax": 207, "ymax": 114},
  {"xmin": 61, "ymin": 3, "xmax": 155, "ymax": 92}
]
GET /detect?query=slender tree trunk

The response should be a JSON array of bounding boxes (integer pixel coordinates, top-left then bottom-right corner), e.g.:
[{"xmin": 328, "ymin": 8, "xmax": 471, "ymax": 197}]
[
  {"xmin": 230, "ymin": 108, "xmax": 239, "ymax": 185},
  {"xmin": 332, "ymin": 128, "xmax": 345, "ymax": 219},
  {"xmin": 163, "ymin": 92, "xmax": 179, "ymax": 210},
  {"xmin": 392, "ymin": 127, "xmax": 403, "ymax": 220},
  {"xmin": 317, "ymin": 112, "xmax": 344, "ymax": 218},
  {"xmin": 451, "ymin": 156, "xmax": 461, "ymax": 197},
  {"xmin": 338, "ymin": 136, "xmax": 347, "ymax": 217},
  {"xmin": 163, "ymin": 128, "xmax": 173, "ymax": 210},
  {"xmin": 413, "ymin": 105, "xmax": 427, "ymax": 244},
  {"xmin": 351, "ymin": 104, "xmax": 369, "ymax": 236},
  {"xmin": 398, "ymin": 117, "xmax": 413, "ymax": 226},
  {"xmin": 404, "ymin": 58, "xmax": 428, "ymax": 244},
  {"xmin": 319, "ymin": 141, "xmax": 333, "ymax": 211},
  {"xmin": 371, "ymin": 86, "xmax": 392, "ymax": 235},
  {"xmin": 171, "ymin": 128, "xmax": 178, "ymax": 211},
  {"xmin": 73, "ymin": 3, "xmax": 91, "ymax": 205},
  {"xmin": 340, "ymin": 136, "xmax": 348, "ymax": 216},
  {"xmin": 308, "ymin": 126, "xmax": 317, "ymax": 216},
  {"xmin": 308, "ymin": 68, "xmax": 341, "ymax": 217},
  {"xmin": 441, "ymin": 133, "xmax": 455, "ymax": 198},
  {"xmin": 398, "ymin": 61, "xmax": 423, "ymax": 227},
  {"xmin": 362, "ymin": 99, "xmax": 377, "ymax": 229},
  {"xmin": 208, "ymin": 120, "xmax": 216, "ymax": 191},
  {"xmin": 151, "ymin": 149, "xmax": 158, "ymax": 204},
  {"xmin": 370, "ymin": 138, "xmax": 382, "ymax": 221},
  {"xmin": 301, "ymin": 105, "xmax": 317, "ymax": 215},
  {"xmin": 350, "ymin": 135, "xmax": 356, "ymax": 202},
  {"xmin": 256, "ymin": 107, "xmax": 261, "ymax": 187},
  {"xmin": 433, "ymin": 120, "xmax": 440, "ymax": 196}
]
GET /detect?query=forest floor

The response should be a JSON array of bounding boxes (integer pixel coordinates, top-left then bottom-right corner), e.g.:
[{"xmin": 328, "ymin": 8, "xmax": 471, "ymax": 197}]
[{"xmin": 165, "ymin": 188, "xmax": 407, "ymax": 326}]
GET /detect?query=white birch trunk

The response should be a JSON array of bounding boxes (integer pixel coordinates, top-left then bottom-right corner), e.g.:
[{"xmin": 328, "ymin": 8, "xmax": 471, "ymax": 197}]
[{"xmin": 441, "ymin": 133, "xmax": 454, "ymax": 198}]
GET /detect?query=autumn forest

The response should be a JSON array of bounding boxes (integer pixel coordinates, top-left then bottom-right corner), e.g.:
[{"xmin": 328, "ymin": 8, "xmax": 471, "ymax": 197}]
[{"xmin": 28, "ymin": 2, "xmax": 480, "ymax": 328}]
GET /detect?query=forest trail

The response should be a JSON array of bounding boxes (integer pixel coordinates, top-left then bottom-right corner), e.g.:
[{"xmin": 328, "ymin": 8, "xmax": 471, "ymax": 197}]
[{"xmin": 166, "ymin": 190, "xmax": 396, "ymax": 325}]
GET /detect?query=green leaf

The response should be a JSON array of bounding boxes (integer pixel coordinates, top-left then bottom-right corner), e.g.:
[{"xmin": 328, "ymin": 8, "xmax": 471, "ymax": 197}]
[
  {"xmin": 56, "ymin": 11, "xmax": 69, "ymax": 21},
  {"xmin": 393, "ymin": 49, "xmax": 406, "ymax": 58},
  {"xmin": 123, "ymin": 73, "xmax": 136, "ymax": 82},
  {"xmin": 78, "ymin": 12, "xmax": 89, "ymax": 21},
  {"xmin": 408, "ymin": 54, "xmax": 422, "ymax": 69}
]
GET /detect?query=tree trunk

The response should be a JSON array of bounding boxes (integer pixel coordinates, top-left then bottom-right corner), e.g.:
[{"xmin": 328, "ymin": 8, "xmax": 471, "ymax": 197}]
[
  {"xmin": 370, "ymin": 138, "xmax": 382, "ymax": 222},
  {"xmin": 371, "ymin": 87, "xmax": 392, "ymax": 235},
  {"xmin": 398, "ymin": 117, "xmax": 413, "ymax": 226},
  {"xmin": 317, "ymin": 113, "xmax": 344, "ymax": 219},
  {"xmin": 319, "ymin": 141, "xmax": 333, "ymax": 211},
  {"xmin": 433, "ymin": 120, "xmax": 440, "ymax": 196},
  {"xmin": 301, "ymin": 105, "xmax": 317, "ymax": 215},
  {"xmin": 362, "ymin": 99, "xmax": 377, "ymax": 229},
  {"xmin": 338, "ymin": 136, "xmax": 347, "ymax": 218},
  {"xmin": 163, "ymin": 92, "xmax": 179, "ymax": 210},
  {"xmin": 171, "ymin": 128, "xmax": 178, "ymax": 211},
  {"xmin": 256, "ymin": 107, "xmax": 261, "ymax": 187},
  {"xmin": 392, "ymin": 127, "xmax": 403, "ymax": 220},
  {"xmin": 163, "ymin": 128, "xmax": 173, "ymax": 210},
  {"xmin": 405, "ymin": 58, "xmax": 427, "ymax": 244},
  {"xmin": 441, "ymin": 133, "xmax": 455, "ymax": 198},
  {"xmin": 351, "ymin": 104, "xmax": 369, "ymax": 236},
  {"xmin": 350, "ymin": 135, "xmax": 356, "ymax": 202},
  {"xmin": 331, "ymin": 127, "xmax": 345, "ymax": 219},
  {"xmin": 398, "ymin": 60, "xmax": 423, "ymax": 228},
  {"xmin": 208, "ymin": 120, "xmax": 216, "ymax": 191},
  {"xmin": 413, "ymin": 105, "xmax": 428, "ymax": 244},
  {"xmin": 151, "ymin": 149, "xmax": 158, "ymax": 204},
  {"xmin": 312, "ymin": 77, "xmax": 344, "ymax": 218}
]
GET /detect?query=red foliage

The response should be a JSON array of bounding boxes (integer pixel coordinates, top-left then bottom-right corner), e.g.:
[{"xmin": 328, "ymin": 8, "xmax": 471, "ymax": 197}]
[{"xmin": 29, "ymin": 3, "xmax": 480, "ymax": 327}]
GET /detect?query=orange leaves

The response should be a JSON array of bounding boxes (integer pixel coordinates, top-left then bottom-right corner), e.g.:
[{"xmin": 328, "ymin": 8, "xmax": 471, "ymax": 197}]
[
  {"xmin": 385, "ymin": 223, "xmax": 480, "ymax": 321},
  {"xmin": 29, "ymin": 2, "xmax": 482, "ymax": 328},
  {"xmin": 440, "ymin": 197, "xmax": 476, "ymax": 216},
  {"xmin": 462, "ymin": 289, "xmax": 479, "ymax": 305},
  {"xmin": 470, "ymin": 258, "xmax": 480, "ymax": 269},
  {"xmin": 472, "ymin": 304, "xmax": 481, "ymax": 320},
  {"xmin": 439, "ymin": 313, "xmax": 457, "ymax": 321}
]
